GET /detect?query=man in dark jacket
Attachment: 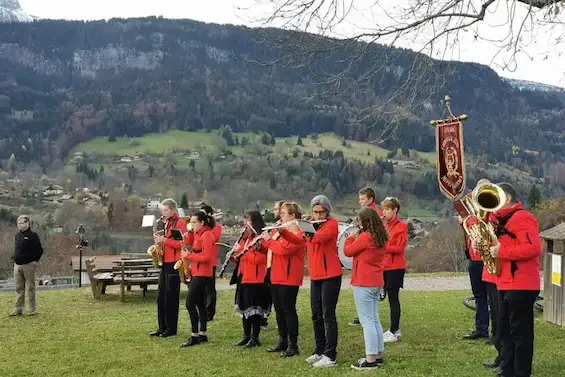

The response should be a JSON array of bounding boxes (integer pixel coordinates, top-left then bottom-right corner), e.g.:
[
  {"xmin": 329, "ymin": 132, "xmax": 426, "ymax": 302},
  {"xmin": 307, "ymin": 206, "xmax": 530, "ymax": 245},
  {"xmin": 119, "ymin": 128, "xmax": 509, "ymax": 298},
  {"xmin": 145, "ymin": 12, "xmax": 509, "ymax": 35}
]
[{"xmin": 9, "ymin": 215, "xmax": 44, "ymax": 316}]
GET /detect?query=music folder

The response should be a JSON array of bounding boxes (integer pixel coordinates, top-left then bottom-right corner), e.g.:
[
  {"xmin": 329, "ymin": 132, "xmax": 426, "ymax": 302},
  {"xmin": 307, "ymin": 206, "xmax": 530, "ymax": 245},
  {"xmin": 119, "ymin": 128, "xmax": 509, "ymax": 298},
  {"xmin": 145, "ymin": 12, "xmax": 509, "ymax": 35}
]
[{"xmin": 170, "ymin": 229, "xmax": 183, "ymax": 241}]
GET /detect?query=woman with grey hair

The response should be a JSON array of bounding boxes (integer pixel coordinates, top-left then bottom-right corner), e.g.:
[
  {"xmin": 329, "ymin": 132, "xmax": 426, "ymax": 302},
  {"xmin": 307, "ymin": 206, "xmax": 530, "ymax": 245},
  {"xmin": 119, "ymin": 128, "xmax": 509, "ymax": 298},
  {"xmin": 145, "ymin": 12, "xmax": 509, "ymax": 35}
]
[
  {"xmin": 304, "ymin": 195, "xmax": 343, "ymax": 368},
  {"xmin": 9, "ymin": 215, "xmax": 44, "ymax": 316}
]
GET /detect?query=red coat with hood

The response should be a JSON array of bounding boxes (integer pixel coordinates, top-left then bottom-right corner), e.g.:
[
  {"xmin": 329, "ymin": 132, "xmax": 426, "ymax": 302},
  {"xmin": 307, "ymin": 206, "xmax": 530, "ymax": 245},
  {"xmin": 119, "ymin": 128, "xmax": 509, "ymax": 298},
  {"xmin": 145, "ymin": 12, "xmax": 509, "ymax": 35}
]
[{"xmin": 494, "ymin": 203, "xmax": 542, "ymax": 291}]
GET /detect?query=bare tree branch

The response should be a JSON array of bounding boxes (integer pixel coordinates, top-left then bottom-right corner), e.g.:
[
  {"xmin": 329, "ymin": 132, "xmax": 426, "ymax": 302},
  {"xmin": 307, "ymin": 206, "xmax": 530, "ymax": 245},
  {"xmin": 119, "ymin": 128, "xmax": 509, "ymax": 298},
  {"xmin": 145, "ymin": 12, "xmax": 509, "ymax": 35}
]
[{"xmin": 235, "ymin": 0, "xmax": 565, "ymax": 139}]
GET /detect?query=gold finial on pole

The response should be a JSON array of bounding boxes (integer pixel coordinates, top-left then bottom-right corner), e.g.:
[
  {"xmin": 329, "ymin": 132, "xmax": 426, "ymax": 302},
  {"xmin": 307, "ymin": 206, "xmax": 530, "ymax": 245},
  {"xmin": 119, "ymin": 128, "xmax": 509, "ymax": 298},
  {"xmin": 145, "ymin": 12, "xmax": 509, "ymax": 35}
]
[{"xmin": 430, "ymin": 95, "xmax": 468, "ymax": 126}]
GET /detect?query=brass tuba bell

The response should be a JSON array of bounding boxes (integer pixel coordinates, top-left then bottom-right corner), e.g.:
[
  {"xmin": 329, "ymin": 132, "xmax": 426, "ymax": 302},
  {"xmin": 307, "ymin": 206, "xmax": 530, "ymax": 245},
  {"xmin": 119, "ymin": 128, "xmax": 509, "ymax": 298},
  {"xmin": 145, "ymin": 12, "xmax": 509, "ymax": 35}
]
[{"xmin": 461, "ymin": 182, "xmax": 506, "ymax": 276}]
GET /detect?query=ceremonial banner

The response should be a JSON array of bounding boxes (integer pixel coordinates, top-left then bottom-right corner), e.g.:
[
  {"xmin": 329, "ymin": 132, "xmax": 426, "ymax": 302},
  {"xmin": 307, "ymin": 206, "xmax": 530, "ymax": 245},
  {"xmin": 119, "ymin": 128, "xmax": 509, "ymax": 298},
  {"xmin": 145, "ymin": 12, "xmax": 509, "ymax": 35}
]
[{"xmin": 435, "ymin": 120, "xmax": 466, "ymax": 200}]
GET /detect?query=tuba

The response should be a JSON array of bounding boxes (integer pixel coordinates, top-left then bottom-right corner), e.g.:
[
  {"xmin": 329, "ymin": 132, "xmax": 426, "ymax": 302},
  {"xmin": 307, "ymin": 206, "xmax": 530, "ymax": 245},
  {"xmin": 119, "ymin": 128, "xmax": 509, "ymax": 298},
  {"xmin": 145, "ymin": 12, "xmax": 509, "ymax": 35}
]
[
  {"xmin": 147, "ymin": 216, "xmax": 165, "ymax": 267},
  {"xmin": 459, "ymin": 182, "xmax": 506, "ymax": 276}
]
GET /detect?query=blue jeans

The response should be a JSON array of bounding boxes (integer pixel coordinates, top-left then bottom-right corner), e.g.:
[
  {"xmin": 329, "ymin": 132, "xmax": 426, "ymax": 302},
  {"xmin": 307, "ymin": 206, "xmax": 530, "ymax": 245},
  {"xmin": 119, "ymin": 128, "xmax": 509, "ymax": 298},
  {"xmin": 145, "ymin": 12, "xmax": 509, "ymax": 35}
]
[{"xmin": 352, "ymin": 286, "xmax": 384, "ymax": 355}]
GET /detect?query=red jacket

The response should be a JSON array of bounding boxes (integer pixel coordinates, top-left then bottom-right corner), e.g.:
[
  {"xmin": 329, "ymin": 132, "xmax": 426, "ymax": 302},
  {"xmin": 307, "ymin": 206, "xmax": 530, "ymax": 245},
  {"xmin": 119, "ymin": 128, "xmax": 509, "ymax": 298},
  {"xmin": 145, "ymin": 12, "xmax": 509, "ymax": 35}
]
[
  {"xmin": 236, "ymin": 233, "xmax": 268, "ymax": 284},
  {"xmin": 494, "ymin": 203, "xmax": 541, "ymax": 291},
  {"xmin": 162, "ymin": 213, "xmax": 187, "ymax": 263},
  {"xmin": 307, "ymin": 218, "xmax": 343, "ymax": 280},
  {"xmin": 482, "ymin": 266, "xmax": 496, "ymax": 284},
  {"xmin": 344, "ymin": 232, "xmax": 386, "ymax": 287},
  {"xmin": 383, "ymin": 216, "xmax": 407, "ymax": 271},
  {"xmin": 267, "ymin": 228, "xmax": 306, "ymax": 286},
  {"xmin": 369, "ymin": 202, "xmax": 384, "ymax": 217},
  {"xmin": 185, "ymin": 226, "xmax": 215, "ymax": 277},
  {"xmin": 211, "ymin": 223, "xmax": 222, "ymax": 267}
]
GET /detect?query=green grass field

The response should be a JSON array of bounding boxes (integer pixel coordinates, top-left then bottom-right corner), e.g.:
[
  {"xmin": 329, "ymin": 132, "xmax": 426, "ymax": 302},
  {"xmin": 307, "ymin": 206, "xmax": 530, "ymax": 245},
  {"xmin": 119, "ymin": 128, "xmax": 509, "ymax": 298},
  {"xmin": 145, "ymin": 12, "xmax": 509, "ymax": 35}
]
[
  {"xmin": 1, "ymin": 287, "xmax": 562, "ymax": 377},
  {"xmin": 70, "ymin": 130, "xmax": 435, "ymax": 166}
]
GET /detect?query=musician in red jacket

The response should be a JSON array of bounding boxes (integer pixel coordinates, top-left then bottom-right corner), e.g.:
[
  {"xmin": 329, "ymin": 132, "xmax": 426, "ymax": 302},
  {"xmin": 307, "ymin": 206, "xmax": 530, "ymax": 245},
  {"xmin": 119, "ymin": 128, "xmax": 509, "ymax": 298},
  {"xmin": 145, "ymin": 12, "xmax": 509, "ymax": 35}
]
[
  {"xmin": 149, "ymin": 198, "xmax": 187, "ymax": 338},
  {"xmin": 262, "ymin": 201, "xmax": 306, "ymax": 357},
  {"xmin": 459, "ymin": 178, "xmax": 492, "ymax": 341},
  {"xmin": 233, "ymin": 210, "xmax": 271, "ymax": 348},
  {"xmin": 304, "ymin": 195, "xmax": 342, "ymax": 368},
  {"xmin": 380, "ymin": 197, "xmax": 408, "ymax": 344},
  {"xmin": 200, "ymin": 204, "xmax": 222, "ymax": 321},
  {"xmin": 476, "ymin": 182, "xmax": 541, "ymax": 377},
  {"xmin": 344, "ymin": 207, "xmax": 389, "ymax": 370},
  {"xmin": 179, "ymin": 211, "xmax": 217, "ymax": 348}
]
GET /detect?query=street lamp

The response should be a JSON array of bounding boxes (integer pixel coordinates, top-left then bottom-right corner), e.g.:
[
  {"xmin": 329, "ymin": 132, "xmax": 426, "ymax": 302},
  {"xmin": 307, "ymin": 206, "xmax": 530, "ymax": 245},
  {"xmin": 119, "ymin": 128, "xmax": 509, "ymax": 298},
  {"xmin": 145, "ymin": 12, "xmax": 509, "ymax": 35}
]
[{"xmin": 75, "ymin": 224, "xmax": 88, "ymax": 288}]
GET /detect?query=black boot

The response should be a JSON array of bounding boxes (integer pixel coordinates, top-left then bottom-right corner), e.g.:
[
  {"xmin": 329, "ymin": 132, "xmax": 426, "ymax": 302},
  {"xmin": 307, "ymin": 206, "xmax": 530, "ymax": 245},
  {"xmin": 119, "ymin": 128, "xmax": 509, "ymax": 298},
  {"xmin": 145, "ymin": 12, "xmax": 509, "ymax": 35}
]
[
  {"xmin": 234, "ymin": 337, "xmax": 250, "ymax": 346},
  {"xmin": 180, "ymin": 336, "xmax": 200, "ymax": 348},
  {"xmin": 282, "ymin": 337, "xmax": 299, "ymax": 357},
  {"xmin": 267, "ymin": 338, "xmax": 288, "ymax": 353},
  {"xmin": 244, "ymin": 337, "xmax": 260, "ymax": 348}
]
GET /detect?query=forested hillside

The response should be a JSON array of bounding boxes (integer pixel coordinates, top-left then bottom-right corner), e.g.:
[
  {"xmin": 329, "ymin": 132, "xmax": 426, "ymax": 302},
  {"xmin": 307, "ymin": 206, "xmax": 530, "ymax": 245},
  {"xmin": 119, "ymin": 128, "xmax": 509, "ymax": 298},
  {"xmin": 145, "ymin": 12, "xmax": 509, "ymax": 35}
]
[{"xmin": 0, "ymin": 17, "xmax": 563, "ymax": 163}]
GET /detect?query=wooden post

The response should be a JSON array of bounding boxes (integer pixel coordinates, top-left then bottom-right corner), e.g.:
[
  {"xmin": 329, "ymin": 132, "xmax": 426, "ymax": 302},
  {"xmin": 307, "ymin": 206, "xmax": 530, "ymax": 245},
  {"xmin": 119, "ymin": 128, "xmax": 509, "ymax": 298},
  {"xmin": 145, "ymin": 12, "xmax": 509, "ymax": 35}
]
[
  {"xmin": 541, "ymin": 223, "xmax": 565, "ymax": 327},
  {"xmin": 120, "ymin": 264, "xmax": 125, "ymax": 302}
]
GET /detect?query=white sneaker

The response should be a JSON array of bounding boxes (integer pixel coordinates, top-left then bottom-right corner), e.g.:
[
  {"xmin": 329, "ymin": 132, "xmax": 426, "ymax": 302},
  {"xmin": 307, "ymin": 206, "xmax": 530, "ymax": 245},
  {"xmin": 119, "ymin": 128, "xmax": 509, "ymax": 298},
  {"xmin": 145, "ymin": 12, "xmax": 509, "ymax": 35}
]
[
  {"xmin": 383, "ymin": 330, "xmax": 399, "ymax": 343},
  {"xmin": 312, "ymin": 355, "xmax": 337, "ymax": 368},
  {"xmin": 305, "ymin": 354, "xmax": 323, "ymax": 365}
]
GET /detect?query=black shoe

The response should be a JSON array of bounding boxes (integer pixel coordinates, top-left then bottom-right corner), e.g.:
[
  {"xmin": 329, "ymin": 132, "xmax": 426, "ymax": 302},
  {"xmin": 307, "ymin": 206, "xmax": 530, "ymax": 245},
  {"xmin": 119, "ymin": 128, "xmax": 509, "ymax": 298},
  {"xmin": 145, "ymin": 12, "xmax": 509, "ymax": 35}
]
[
  {"xmin": 244, "ymin": 338, "xmax": 260, "ymax": 348},
  {"xmin": 149, "ymin": 330, "xmax": 163, "ymax": 337},
  {"xmin": 207, "ymin": 317, "xmax": 214, "ymax": 322},
  {"xmin": 180, "ymin": 336, "xmax": 200, "ymax": 348},
  {"xmin": 159, "ymin": 331, "xmax": 175, "ymax": 338},
  {"xmin": 281, "ymin": 346, "xmax": 299, "ymax": 357},
  {"xmin": 351, "ymin": 359, "xmax": 381, "ymax": 370},
  {"xmin": 234, "ymin": 337, "xmax": 251, "ymax": 346},
  {"xmin": 376, "ymin": 358, "xmax": 384, "ymax": 365},
  {"xmin": 349, "ymin": 319, "xmax": 361, "ymax": 326},
  {"xmin": 267, "ymin": 343, "xmax": 288, "ymax": 352},
  {"xmin": 483, "ymin": 360, "xmax": 498, "ymax": 368},
  {"xmin": 463, "ymin": 331, "xmax": 489, "ymax": 340},
  {"xmin": 198, "ymin": 335, "xmax": 208, "ymax": 343}
]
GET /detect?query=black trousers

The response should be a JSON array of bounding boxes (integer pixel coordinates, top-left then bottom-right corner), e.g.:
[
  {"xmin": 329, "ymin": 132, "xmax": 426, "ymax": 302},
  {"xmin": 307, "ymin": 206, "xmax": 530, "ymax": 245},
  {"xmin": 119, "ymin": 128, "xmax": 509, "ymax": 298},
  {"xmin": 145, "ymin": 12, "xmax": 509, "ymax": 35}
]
[
  {"xmin": 264, "ymin": 269, "xmax": 273, "ymax": 324},
  {"xmin": 186, "ymin": 276, "xmax": 211, "ymax": 334},
  {"xmin": 486, "ymin": 282, "xmax": 502, "ymax": 364},
  {"xmin": 468, "ymin": 260, "xmax": 489, "ymax": 336},
  {"xmin": 205, "ymin": 266, "xmax": 217, "ymax": 320},
  {"xmin": 157, "ymin": 262, "xmax": 181, "ymax": 334},
  {"xmin": 243, "ymin": 315, "xmax": 262, "ymax": 339},
  {"xmin": 311, "ymin": 275, "xmax": 341, "ymax": 360},
  {"xmin": 499, "ymin": 290, "xmax": 538, "ymax": 377},
  {"xmin": 271, "ymin": 284, "xmax": 300, "ymax": 346},
  {"xmin": 387, "ymin": 287, "xmax": 401, "ymax": 333}
]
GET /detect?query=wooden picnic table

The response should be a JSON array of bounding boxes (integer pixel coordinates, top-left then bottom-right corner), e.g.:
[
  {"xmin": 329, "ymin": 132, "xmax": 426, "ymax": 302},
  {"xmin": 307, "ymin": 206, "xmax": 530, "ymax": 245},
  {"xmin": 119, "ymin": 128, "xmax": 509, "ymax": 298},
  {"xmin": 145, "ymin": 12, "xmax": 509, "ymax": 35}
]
[{"xmin": 113, "ymin": 259, "xmax": 160, "ymax": 302}]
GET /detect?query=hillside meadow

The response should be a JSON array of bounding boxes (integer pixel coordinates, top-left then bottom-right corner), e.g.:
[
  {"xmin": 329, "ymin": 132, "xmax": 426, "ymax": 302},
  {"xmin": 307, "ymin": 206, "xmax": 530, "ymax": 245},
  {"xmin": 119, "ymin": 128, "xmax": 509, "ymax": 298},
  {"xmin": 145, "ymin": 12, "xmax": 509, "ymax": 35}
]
[{"xmin": 1, "ymin": 287, "xmax": 563, "ymax": 377}]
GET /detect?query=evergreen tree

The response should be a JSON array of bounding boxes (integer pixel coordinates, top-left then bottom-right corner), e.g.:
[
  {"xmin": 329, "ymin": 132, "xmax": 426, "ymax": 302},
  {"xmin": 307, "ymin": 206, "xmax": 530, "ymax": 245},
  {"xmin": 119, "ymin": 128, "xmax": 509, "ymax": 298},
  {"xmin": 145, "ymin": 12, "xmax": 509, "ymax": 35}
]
[
  {"xmin": 527, "ymin": 184, "xmax": 542, "ymax": 209},
  {"xmin": 297, "ymin": 136, "xmax": 303, "ymax": 146},
  {"xmin": 269, "ymin": 176, "xmax": 277, "ymax": 190},
  {"xmin": 179, "ymin": 193, "xmax": 189, "ymax": 209}
]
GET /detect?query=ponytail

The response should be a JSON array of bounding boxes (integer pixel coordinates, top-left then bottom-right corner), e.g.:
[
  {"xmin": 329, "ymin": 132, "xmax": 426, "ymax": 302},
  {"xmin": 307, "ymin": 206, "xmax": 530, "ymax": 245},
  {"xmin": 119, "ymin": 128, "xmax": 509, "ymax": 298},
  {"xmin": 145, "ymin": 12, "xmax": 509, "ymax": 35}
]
[{"xmin": 191, "ymin": 211, "xmax": 216, "ymax": 229}]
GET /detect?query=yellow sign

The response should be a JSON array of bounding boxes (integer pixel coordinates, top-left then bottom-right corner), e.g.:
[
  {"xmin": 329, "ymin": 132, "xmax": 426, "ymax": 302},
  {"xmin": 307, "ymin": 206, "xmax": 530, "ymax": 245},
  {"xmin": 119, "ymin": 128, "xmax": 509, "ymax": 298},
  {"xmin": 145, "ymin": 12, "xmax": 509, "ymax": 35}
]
[{"xmin": 552, "ymin": 253, "xmax": 562, "ymax": 287}]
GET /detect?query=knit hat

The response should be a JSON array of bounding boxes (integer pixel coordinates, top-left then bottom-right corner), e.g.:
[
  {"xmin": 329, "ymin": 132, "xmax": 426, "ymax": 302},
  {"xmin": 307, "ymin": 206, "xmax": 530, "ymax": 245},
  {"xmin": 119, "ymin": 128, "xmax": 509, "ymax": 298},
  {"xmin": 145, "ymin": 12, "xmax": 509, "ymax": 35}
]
[
  {"xmin": 497, "ymin": 182, "xmax": 518, "ymax": 201},
  {"xmin": 310, "ymin": 195, "xmax": 332, "ymax": 213}
]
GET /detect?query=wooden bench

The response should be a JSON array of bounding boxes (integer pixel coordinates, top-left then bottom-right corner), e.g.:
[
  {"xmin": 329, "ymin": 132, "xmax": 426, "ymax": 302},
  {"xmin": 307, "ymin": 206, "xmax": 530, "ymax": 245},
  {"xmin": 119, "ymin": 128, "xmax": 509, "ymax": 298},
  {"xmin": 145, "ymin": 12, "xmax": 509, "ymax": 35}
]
[
  {"xmin": 85, "ymin": 258, "xmax": 116, "ymax": 299},
  {"xmin": 113, "ymin": 258, "xmax": 160, "ymax": 302}
]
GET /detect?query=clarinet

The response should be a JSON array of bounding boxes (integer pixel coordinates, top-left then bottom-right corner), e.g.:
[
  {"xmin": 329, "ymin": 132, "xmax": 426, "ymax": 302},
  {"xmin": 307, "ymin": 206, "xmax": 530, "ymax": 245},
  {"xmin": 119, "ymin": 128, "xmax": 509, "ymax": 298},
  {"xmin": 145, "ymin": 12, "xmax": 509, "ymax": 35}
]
[{"xmin": 218, "ymin": 229, "xmax": 246, "ymax": 278}]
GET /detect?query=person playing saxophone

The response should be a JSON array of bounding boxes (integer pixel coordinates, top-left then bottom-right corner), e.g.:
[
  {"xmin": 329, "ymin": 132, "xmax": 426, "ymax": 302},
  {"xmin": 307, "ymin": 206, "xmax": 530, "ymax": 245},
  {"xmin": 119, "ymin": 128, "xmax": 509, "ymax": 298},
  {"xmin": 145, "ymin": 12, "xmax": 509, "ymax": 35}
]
[{"xmin": 149, "ymin": 198, "xmax": 187, "ymax": 338}]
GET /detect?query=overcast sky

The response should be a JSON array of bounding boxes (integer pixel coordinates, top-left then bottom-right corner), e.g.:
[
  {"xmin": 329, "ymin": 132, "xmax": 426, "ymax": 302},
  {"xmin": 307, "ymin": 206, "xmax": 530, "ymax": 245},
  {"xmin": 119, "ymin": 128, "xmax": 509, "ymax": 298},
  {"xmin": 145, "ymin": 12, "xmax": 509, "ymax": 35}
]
[{"xmin": 18, "ymin": 0, "xmax": 565, "ymax": 88}]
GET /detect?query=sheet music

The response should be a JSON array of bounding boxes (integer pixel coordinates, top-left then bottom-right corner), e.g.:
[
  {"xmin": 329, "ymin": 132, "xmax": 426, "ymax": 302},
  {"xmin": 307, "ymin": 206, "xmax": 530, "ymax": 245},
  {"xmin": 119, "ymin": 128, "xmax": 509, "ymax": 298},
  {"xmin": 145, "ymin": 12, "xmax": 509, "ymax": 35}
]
[
  {"xmin": 141, "ymin": 215, "xmax": 156, "ymax": 227},
  {"xmin": 296, "ymin": 220, "xmax": 317, "ymax": 234}
]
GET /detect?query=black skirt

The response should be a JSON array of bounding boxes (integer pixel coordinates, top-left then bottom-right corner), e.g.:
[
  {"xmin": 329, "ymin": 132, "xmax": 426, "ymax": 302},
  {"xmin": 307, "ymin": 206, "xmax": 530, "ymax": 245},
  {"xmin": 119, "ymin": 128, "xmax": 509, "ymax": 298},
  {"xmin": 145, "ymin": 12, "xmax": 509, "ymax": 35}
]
[
  {"xmin": 384, "ymin": 269, "xmax": 406, "ymax": 290},
  {"xmin": 235, "ymin": 282, "xmax": 271, "ymax": 319}
]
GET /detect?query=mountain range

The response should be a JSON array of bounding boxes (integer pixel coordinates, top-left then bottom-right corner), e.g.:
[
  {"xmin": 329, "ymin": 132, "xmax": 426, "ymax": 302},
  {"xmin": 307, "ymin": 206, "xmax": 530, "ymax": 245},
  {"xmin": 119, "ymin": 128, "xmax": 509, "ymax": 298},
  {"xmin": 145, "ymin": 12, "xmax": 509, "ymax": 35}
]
[
  {"xmin": 0, "ymin": 16, "xmax": 564, "ymax": 194},
  {"xmin": 0, "ymin": 0, "xmax": 34, "ymax": 23}
]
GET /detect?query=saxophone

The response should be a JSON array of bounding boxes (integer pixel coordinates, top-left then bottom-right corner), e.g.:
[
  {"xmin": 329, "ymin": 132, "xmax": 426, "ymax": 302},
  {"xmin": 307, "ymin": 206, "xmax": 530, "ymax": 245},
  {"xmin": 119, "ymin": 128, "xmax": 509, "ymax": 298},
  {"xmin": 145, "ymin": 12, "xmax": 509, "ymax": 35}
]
[
  {"xmin": 174, "ymin": 222, "xmax": 193, "ymax": 284},
  {"xmin": 460, "ymin": 182, "xmax": 506, "ymax": 276},
  {"xmin": 147, "ymin": 216, "xmax": 165, "ymax": 267}
]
